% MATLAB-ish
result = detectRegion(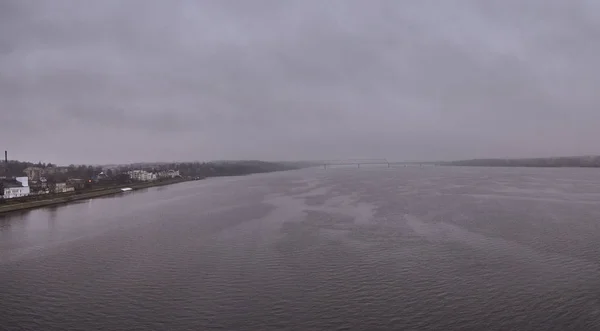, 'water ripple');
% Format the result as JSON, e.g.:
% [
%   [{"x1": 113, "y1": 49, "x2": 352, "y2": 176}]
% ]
[{"x1": 2, "y1": 168, "x2": 600, "y2": 330}]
